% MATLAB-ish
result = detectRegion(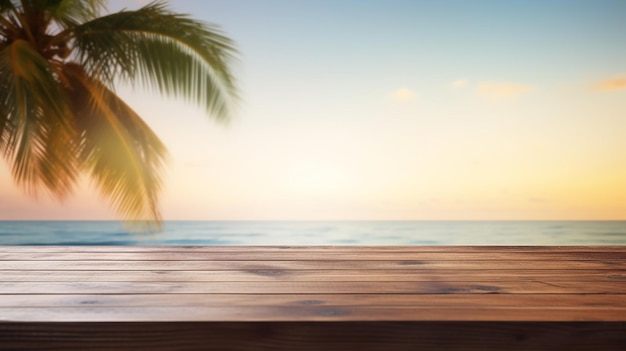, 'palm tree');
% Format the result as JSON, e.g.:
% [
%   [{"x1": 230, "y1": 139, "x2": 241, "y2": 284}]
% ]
[{"x1": 0, "y1": 0, "x2": 238, "y2": 228}]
